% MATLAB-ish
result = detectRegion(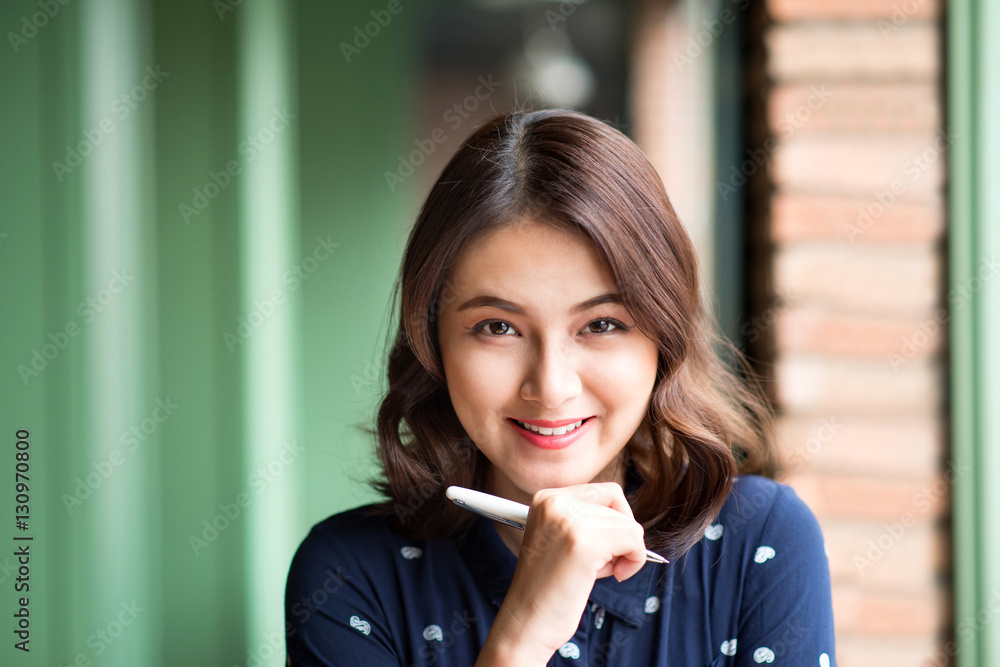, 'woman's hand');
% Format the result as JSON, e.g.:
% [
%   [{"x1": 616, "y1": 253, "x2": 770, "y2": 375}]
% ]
[{"x1": 475, "y1": 482, "x2": 648, "y2": 666}]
